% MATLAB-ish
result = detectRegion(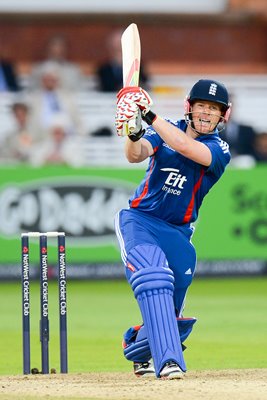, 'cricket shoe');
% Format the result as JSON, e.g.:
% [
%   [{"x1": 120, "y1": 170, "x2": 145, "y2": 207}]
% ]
[
  {"x1": 159, "y1": 361, "x2": 184, "y2": 380},
  {"x1": 133, "y1": 359, "x2": 155, "y2": 378}
]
